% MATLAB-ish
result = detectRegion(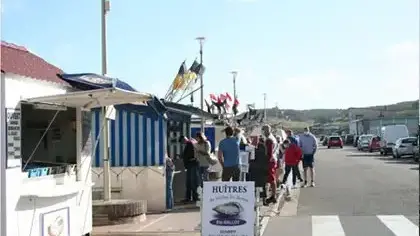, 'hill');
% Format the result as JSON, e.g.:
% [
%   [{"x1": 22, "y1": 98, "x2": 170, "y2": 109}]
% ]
[{"x1": 240, "y1": 100, "x2": 419, "y2": 132}]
